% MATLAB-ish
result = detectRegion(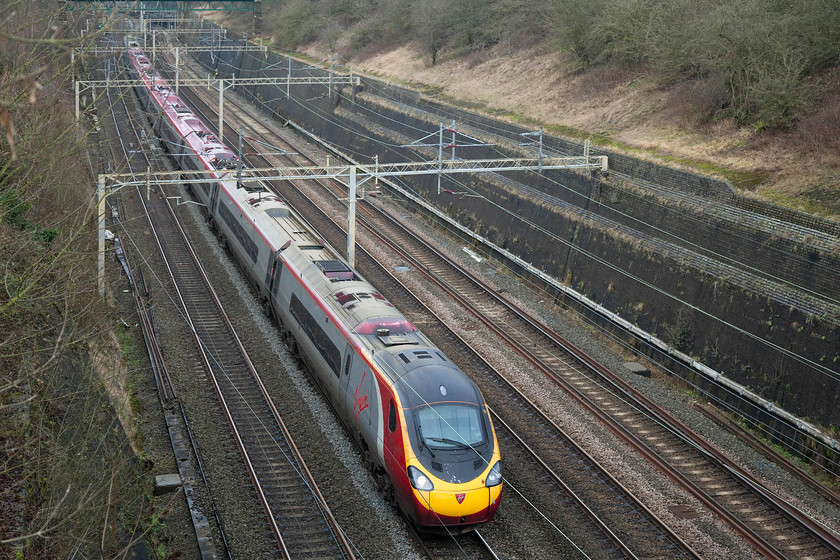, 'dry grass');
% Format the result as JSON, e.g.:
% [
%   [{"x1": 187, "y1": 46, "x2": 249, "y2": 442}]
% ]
[
  {"x1": 294, "y1": 39, "x2": 840, "y2": 220},
  {"x1": 206, "y1": 8, "x2": 840, "y2": 221}
]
